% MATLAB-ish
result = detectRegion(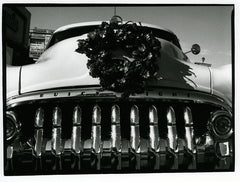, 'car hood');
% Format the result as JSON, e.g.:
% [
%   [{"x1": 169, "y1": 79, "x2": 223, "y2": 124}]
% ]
[{"x1": 20, "y1": 36, "x2": 211, "y2": 94}]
